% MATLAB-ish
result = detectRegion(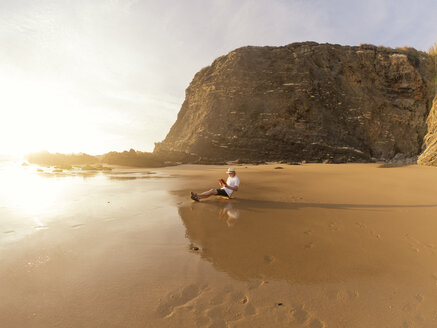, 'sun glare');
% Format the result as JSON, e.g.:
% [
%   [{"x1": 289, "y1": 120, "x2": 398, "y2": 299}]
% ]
[
  {"x1": 0, "y1": 163, "x2": 66, "y2": 217},
  {"x1": 0, "y1": 73, "x2": 108, "y2": 156}
]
